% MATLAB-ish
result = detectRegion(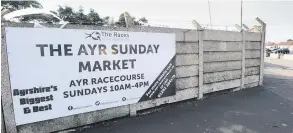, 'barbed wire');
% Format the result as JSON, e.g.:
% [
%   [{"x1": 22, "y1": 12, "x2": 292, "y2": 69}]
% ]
[
  {"x1": 4, "y1": 17, "x2": 241, "y2": 31},
  {"x1": 144, "y1": 21, "x2": 240, "y2": 31}
]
